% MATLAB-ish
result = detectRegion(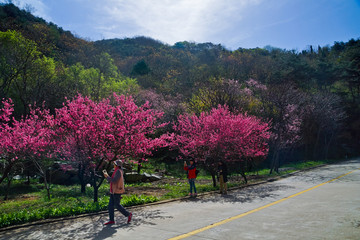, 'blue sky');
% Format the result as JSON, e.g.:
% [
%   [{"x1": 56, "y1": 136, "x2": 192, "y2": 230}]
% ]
[{"x1": 3, "y1": 0, "x2": 360, "y2": 50}]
